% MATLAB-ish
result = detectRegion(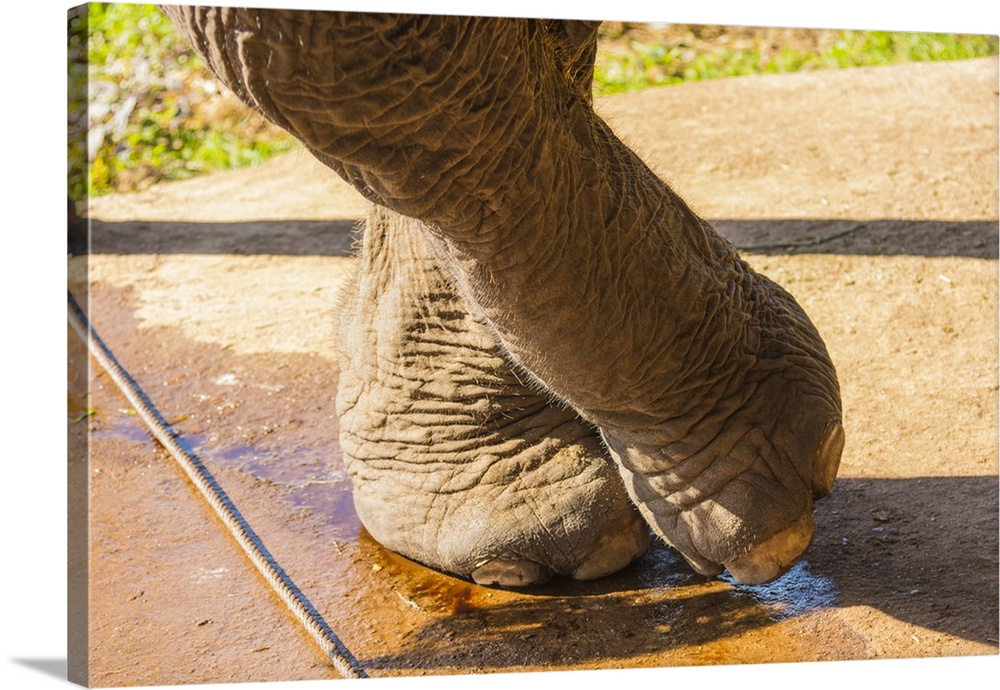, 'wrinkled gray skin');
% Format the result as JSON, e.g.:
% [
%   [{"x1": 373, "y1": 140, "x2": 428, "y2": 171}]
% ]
[
  {"x1": 165, "y1": 7, "x2": 845, "y2": 587},
  {"x1": 336, "y1": 205, "x2": 650, "y2": 585}
]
